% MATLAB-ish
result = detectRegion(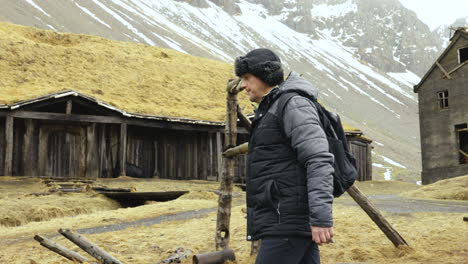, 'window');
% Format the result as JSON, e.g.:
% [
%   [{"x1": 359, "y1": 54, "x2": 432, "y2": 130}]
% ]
[
  {"x1": 455, "y1": 124, "x2": 468, "y2": 165},
  {"x1": 437, "y1": 90, "x2": 449, "y2": 109},
  {"x1": 459, "y1": 47, "x2": 468, "y2": 64}
]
